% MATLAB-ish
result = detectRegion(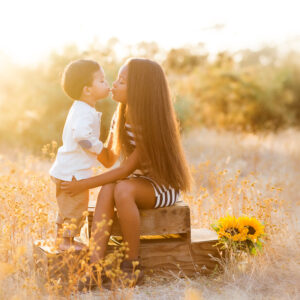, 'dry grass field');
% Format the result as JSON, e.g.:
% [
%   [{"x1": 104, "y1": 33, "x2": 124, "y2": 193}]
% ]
[{"x1": 0, "y1": 129, "x2": 299, "y2": 299}]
